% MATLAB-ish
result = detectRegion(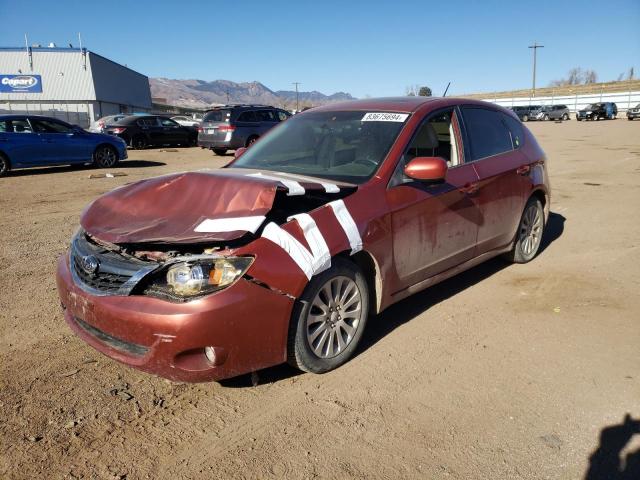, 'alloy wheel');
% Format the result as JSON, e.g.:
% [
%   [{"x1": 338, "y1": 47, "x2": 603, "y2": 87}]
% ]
[
  {"x1": 306, "y1": 276, "x2": 362, "y2": 359},
  {"x1": 96, "y1": 147, "x2": 117, "y2": 167},
  {"x1": 519, "y1": 203, "x2": 543, "y2": 257}
]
